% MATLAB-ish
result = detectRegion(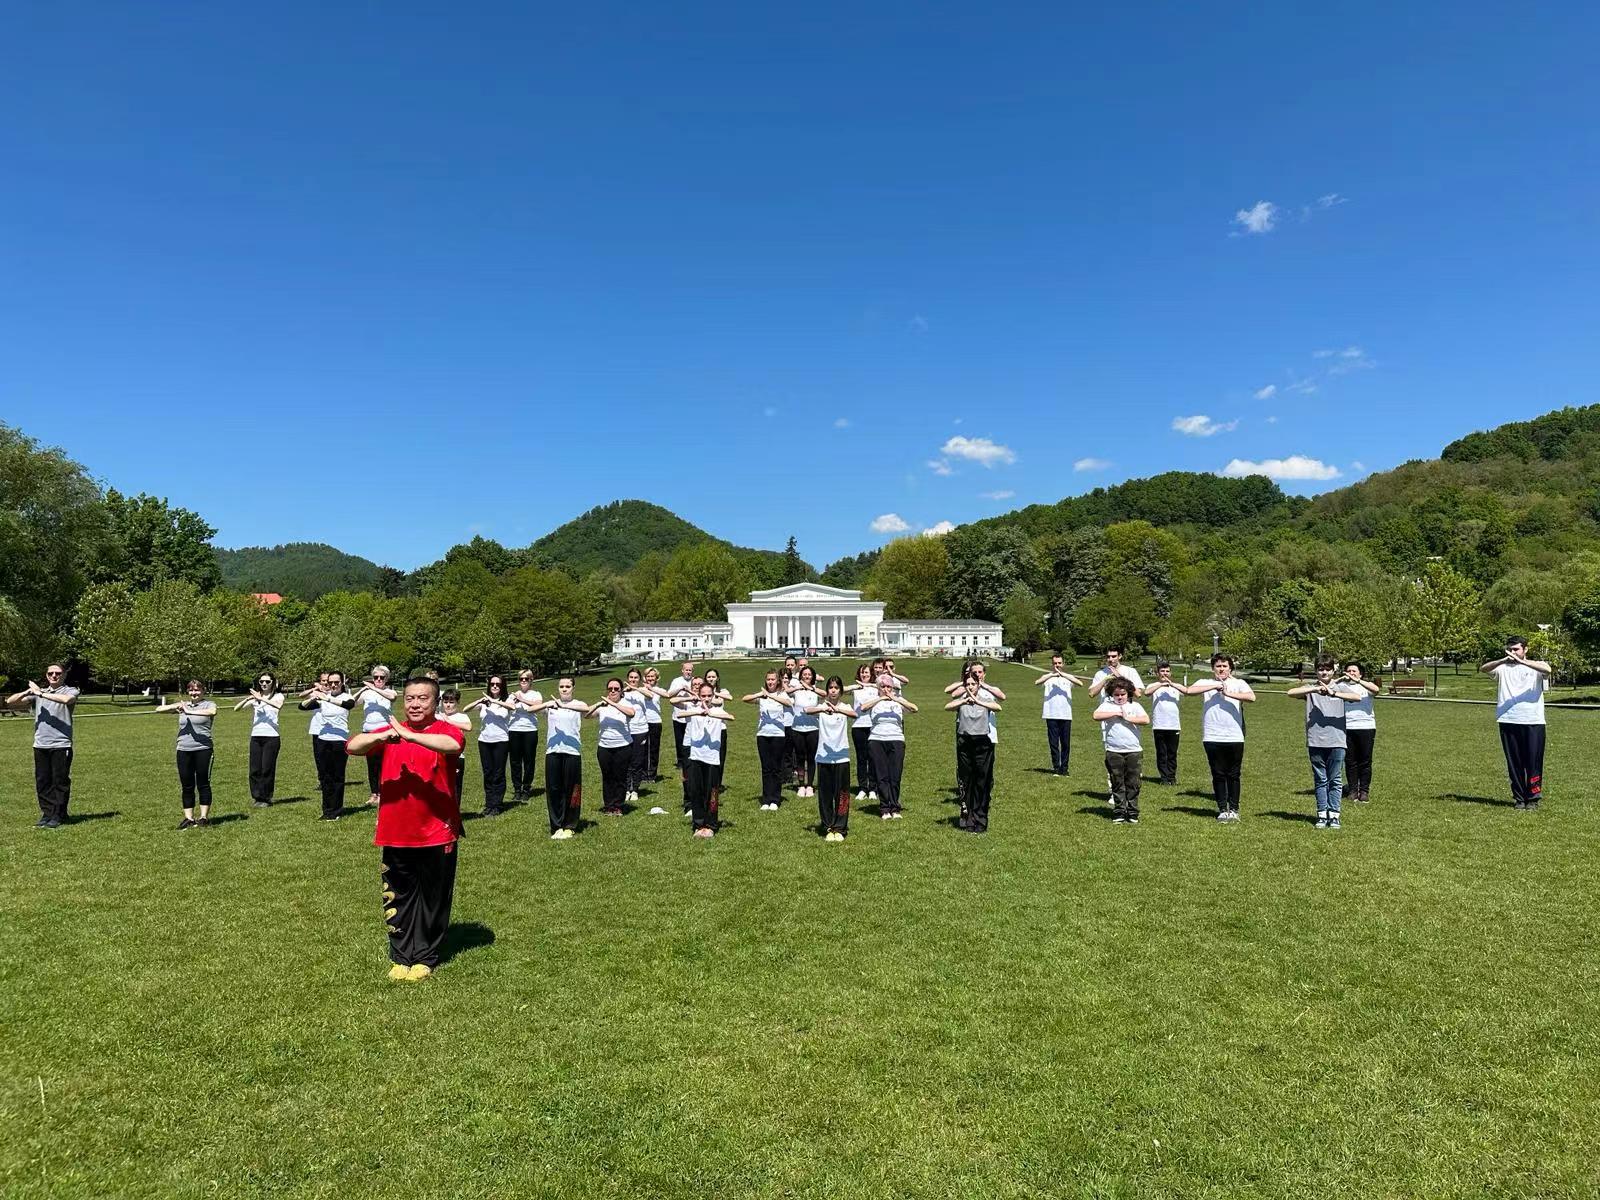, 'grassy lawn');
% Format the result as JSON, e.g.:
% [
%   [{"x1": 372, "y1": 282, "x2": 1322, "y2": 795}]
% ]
[{"x1": 2, "y1": 657, "x2": 1597, "y2": 1198}]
